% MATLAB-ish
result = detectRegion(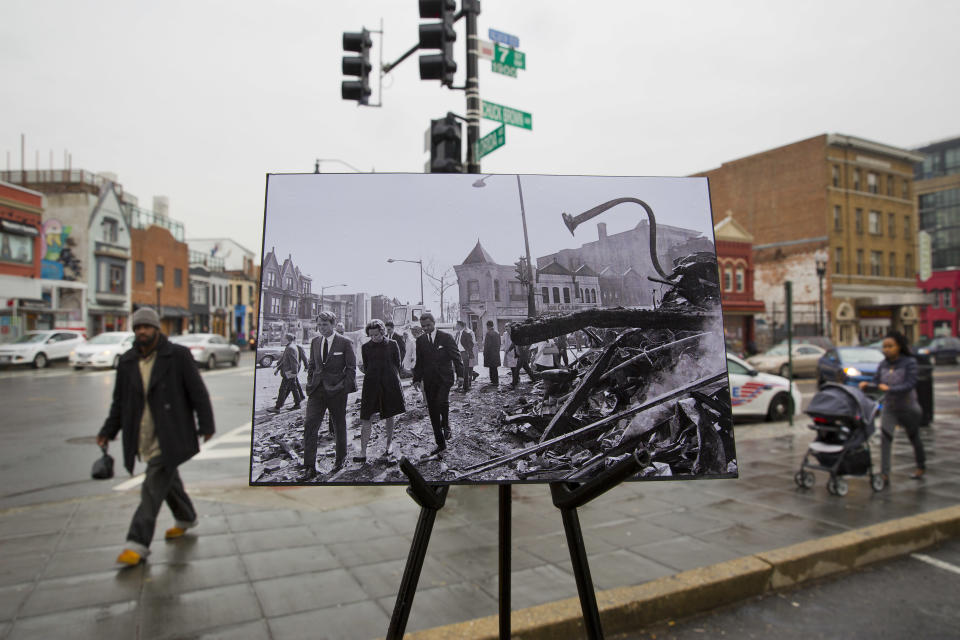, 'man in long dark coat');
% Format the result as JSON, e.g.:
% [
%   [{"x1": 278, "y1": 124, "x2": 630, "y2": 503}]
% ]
[
  {"x1": 97, "y1": 307, "x2": 215, "y2": 566},
  {"x1": 483, "y1": 320, "x2": 502, "y2": 386},
  {"x1": 268, "y1": 333, "x2": 301, "y2": 412},
  {"x1": 413, "y1": 313, "x2": 462, "y2": 454}
]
